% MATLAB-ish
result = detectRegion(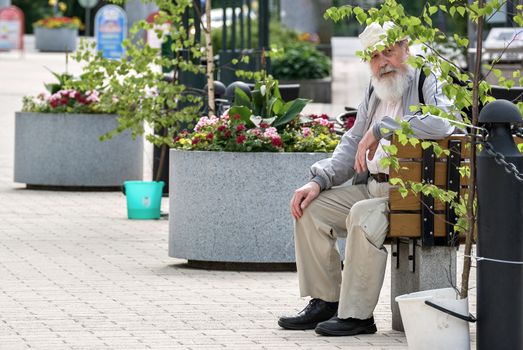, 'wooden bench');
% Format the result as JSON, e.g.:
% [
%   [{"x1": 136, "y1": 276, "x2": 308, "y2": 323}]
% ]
[{"x1": 386, "y1": 134, "x2": 523, "y2": 330}]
